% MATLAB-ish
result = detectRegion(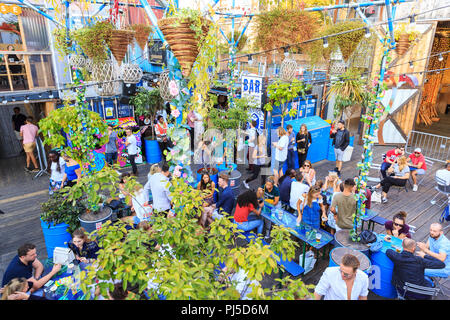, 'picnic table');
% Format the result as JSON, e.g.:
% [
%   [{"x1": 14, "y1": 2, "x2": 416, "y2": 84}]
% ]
[{"x1": 261, "y1": 204, "x2": 334, "y2": 269}]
